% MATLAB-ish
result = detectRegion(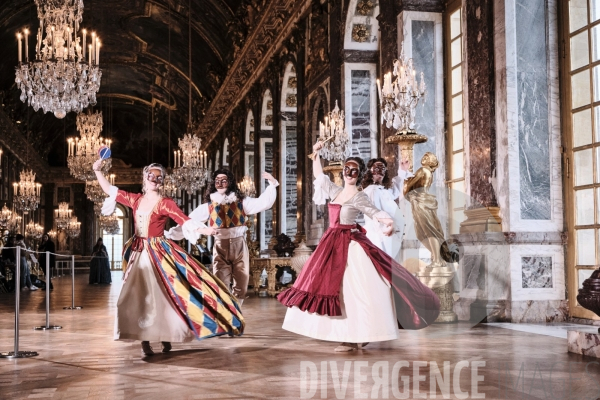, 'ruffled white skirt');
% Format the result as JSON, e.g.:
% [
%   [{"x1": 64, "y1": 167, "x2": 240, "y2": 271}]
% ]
[
  {"x1": 114, "y1": 249, "x2": 195, "y2": 342},
  {"x1": 282, "y1": 241, "x2": 399, "y2": 343}
]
